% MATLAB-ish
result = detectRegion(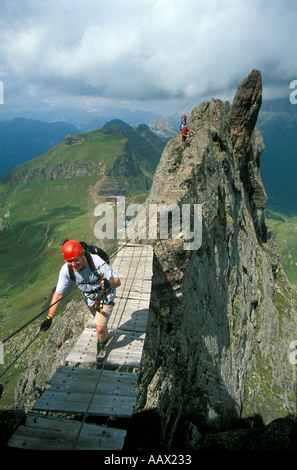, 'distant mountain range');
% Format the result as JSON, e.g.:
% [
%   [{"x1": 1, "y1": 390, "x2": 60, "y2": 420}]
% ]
[
  {"x1": 2, "y1": 119, "x2": 165, "y2": 193},
  {"x1": 0, "y1": 104, "x2": 160, "y2": 132},
  {"x1": 0, "y1": 118, "x2": 79, "y2": 180},
  {"x1": 1, "y1": 94, "x2": 296, "y2": 412},
  {"x1": 0, "y1": 97, "x2": 296, "y2": 211},
  {"x1": 0, "y1": 116, "x2": 176, "y2": 181},
  {"x1": 257, "y1": 99, "x2": 297, "y2": 212}
]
